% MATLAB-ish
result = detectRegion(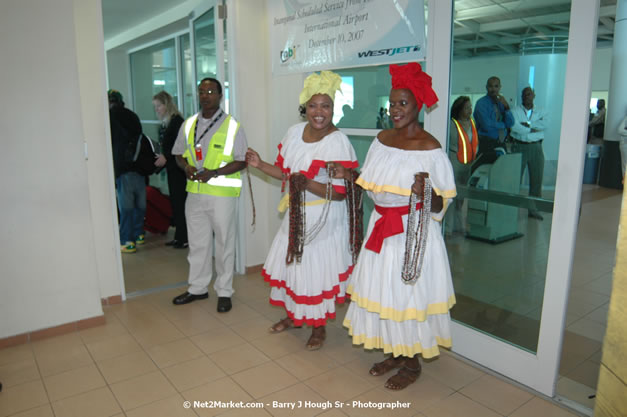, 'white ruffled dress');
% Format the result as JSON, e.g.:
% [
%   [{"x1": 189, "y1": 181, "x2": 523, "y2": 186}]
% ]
[
  {"x1": 262, "y1": 122, "x2": 358, "y2": 327},
  {"x1": 343, "y1": 138, "x2": 457, "y2": 358}
]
